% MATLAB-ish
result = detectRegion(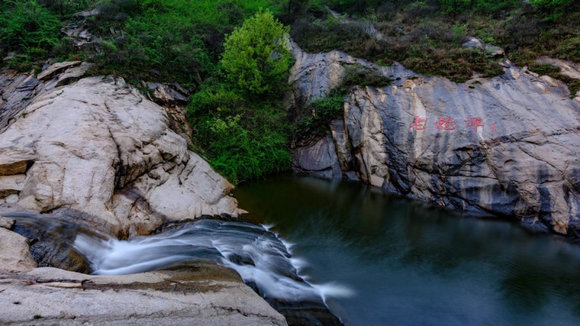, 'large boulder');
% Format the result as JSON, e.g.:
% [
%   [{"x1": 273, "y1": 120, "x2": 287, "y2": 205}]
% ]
[
  {"x1": 291, "y1": 44, "x2": 580, "y2": 239},
  {"x1": 0, "y1": 68, "x2": 241, "y2": 237}
]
